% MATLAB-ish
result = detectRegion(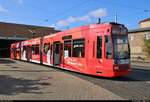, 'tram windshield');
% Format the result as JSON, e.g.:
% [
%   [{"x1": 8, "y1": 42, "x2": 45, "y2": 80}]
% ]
[{"x1": 113, "y1": 35, "x2": 130, "y2": 64}]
